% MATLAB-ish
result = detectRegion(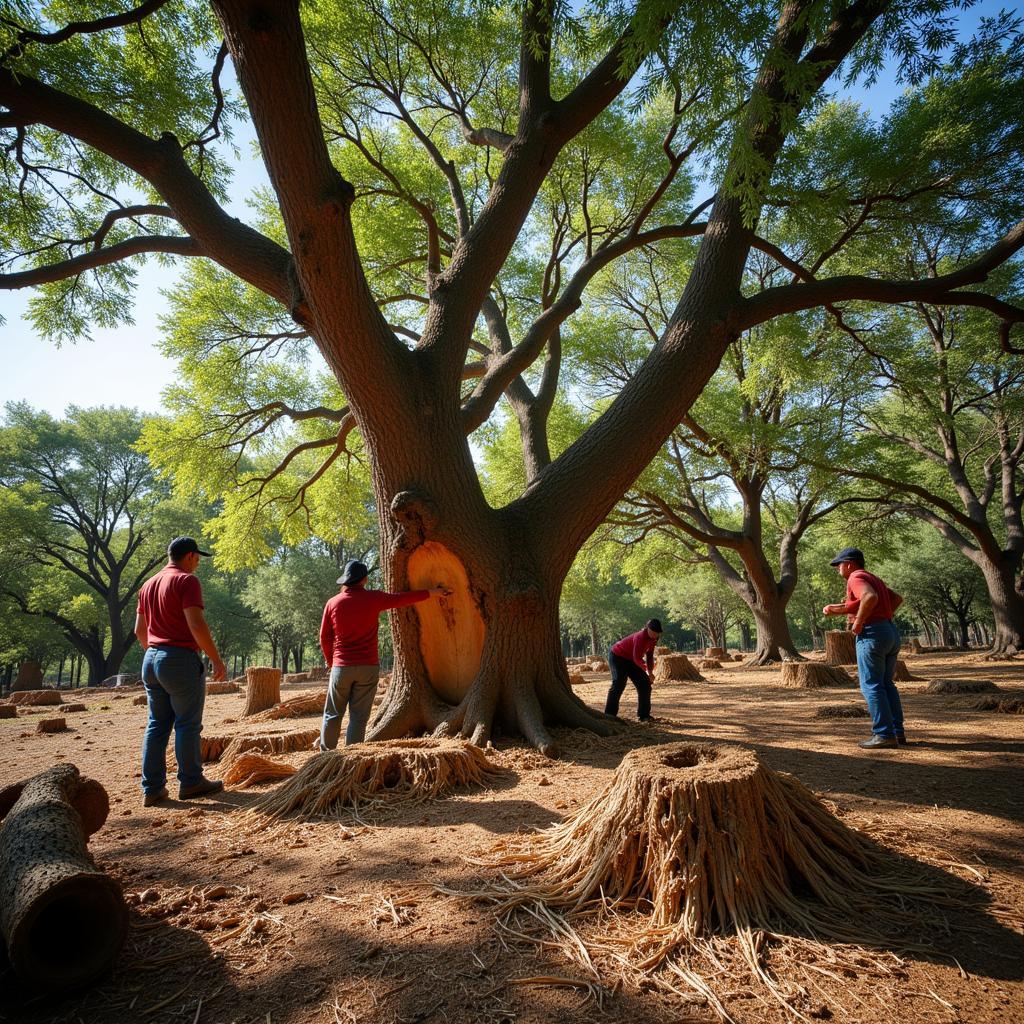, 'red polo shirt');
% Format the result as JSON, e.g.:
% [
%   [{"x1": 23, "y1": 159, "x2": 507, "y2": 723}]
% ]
[
  {"x1": 843, "y1": 569, "x2": 901, "y2": 626},
  {"x1": 137, "y1": 565, "x2": 204, "y2": 650},
  {"x1": 320, "y1": 587, "x2": 430, "y2": 666}
]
